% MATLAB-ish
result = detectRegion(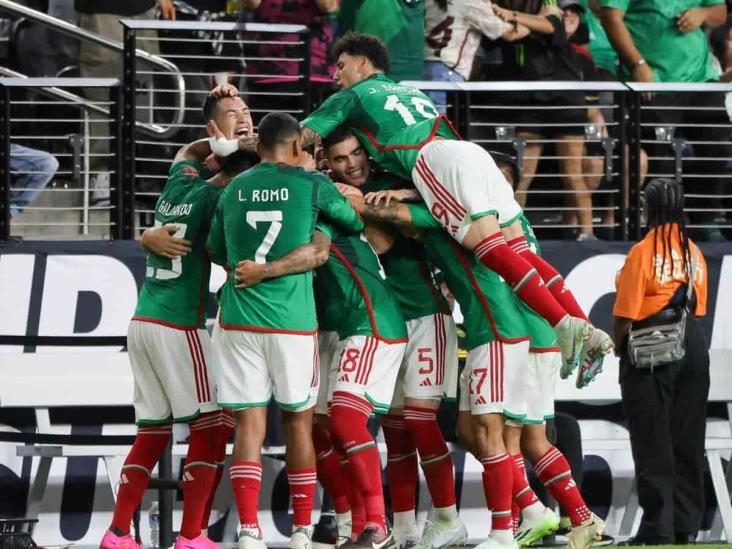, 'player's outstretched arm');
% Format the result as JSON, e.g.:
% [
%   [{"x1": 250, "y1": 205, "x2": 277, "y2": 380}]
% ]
[
  {"x1": 234, "y1": 230, "x2": 331, "y2": 288},
  {"x1": 174, "y1": 138, "x2": 213, "y2": 164},
  {"x1": 364, "y1": 188, "x2": 421, "y2": 206},
  {"x1": 140, "y1": 225, "x2": 192, "y2": 258}
]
